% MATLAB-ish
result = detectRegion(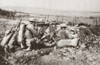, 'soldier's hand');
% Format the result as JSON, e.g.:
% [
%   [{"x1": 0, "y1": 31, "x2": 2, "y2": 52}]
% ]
[{"x1": 36, "y1": 39, "x2": 41, "y2": 44}]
